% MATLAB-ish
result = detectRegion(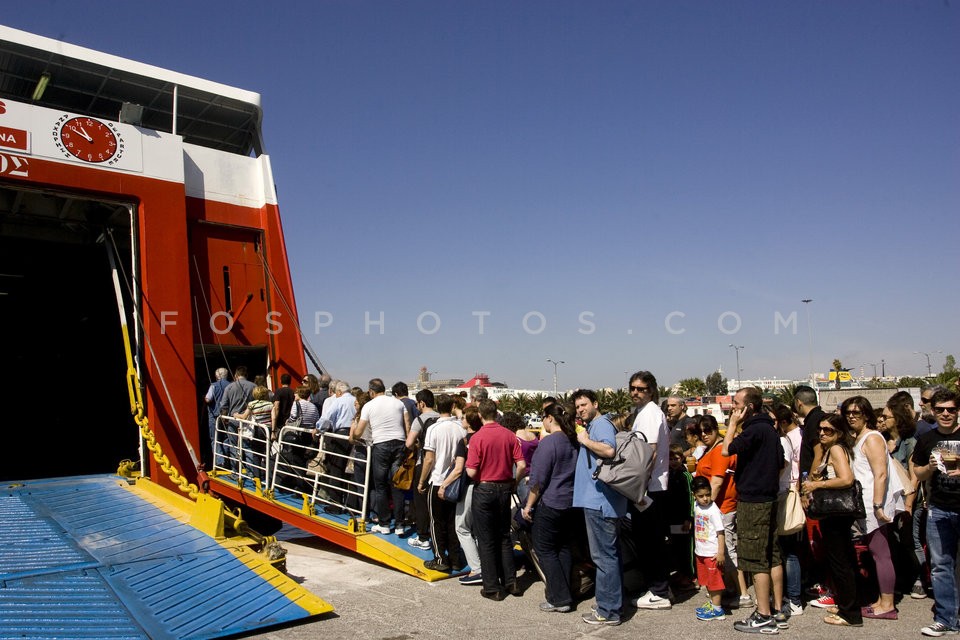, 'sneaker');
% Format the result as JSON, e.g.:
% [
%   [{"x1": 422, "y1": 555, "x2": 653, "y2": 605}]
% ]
[
  {"x1": 406, "y1": 536, "x2": 432, "y2": 550},
  {"x1": 369, "y1": 524, "x2": 391, "y2": 534},
  {"x1": 582, "y1": 611, "x2": 621, "y2": 626},
  {"x1": 773, "y1": 611, "x2": 789, "y2": 629},
  {"x1": 697, "y1": 605, "x2": 727, "y2": 621},
  {"x1": 912, "y1": 582, "x2": 929, "y2": 599},
  {"x1": 696, "y1": 601, "x2": 716, "y2": 616},
  {"x1": 539, "y1": 601, "x2": 572, "y2": 613},
  {"x1": 809, "y1": 594, "x2": 835, "y2": 608},
  {"x1": 633, "y1": 590, "x2": 672, "y2": 610},
  {"x1": 733, "y1": 610, "x2": 780, "y2": 634},
  {"x1": 459, "y1": 572, "x2": 483, "y2": 585},
  {"x1": 783, "y1": 602, "x2": 803, "y2": 617},
  {"x1": 423, "y1": 558, "x2": 451, "y2": 572},
  {"x1": 738, "y1": 594, "x2": 755, "y2": 608},
  {"x1": 922, "y1": 622, "x2": 960, "y2": 637}
]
